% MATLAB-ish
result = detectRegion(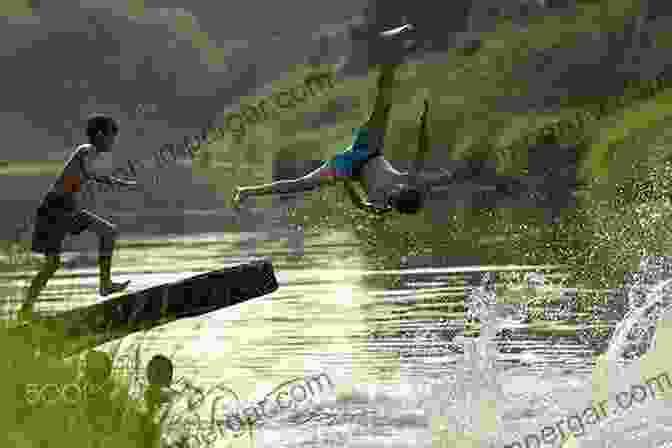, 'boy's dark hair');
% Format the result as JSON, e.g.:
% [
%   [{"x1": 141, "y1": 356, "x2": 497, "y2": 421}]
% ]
[
  {"x1": 388, "y1": 185, "x2": 424, "y2": 214},
  {"x1": 86, "y1": 114, "x2": 119, "y2": 141}
]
